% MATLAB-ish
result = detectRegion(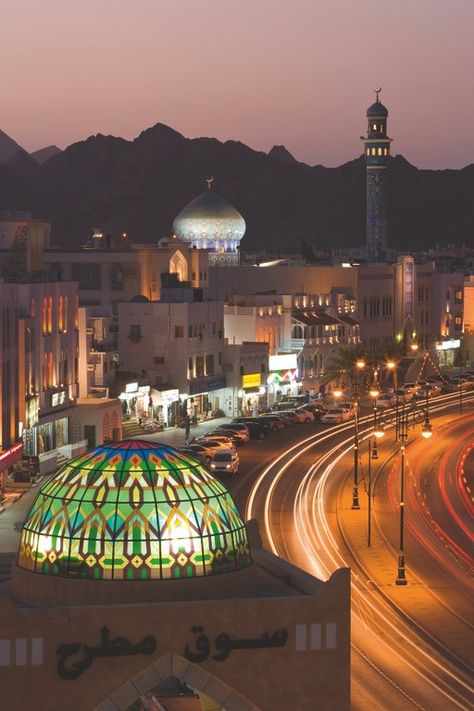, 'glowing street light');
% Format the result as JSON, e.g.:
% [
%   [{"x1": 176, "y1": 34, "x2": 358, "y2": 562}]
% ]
[
  {"x1": 356, "y1": 359, "x2": 366, "y2": 370},
  {"x1": 333, "y1": 387, "x2": 343, "y2": 399},
  {"x1": 369, "y1": 387, "x2": 380, "y2": 399},
  {"x1": 374, "y1": 424, "x2": 385, "y2": 439}
]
